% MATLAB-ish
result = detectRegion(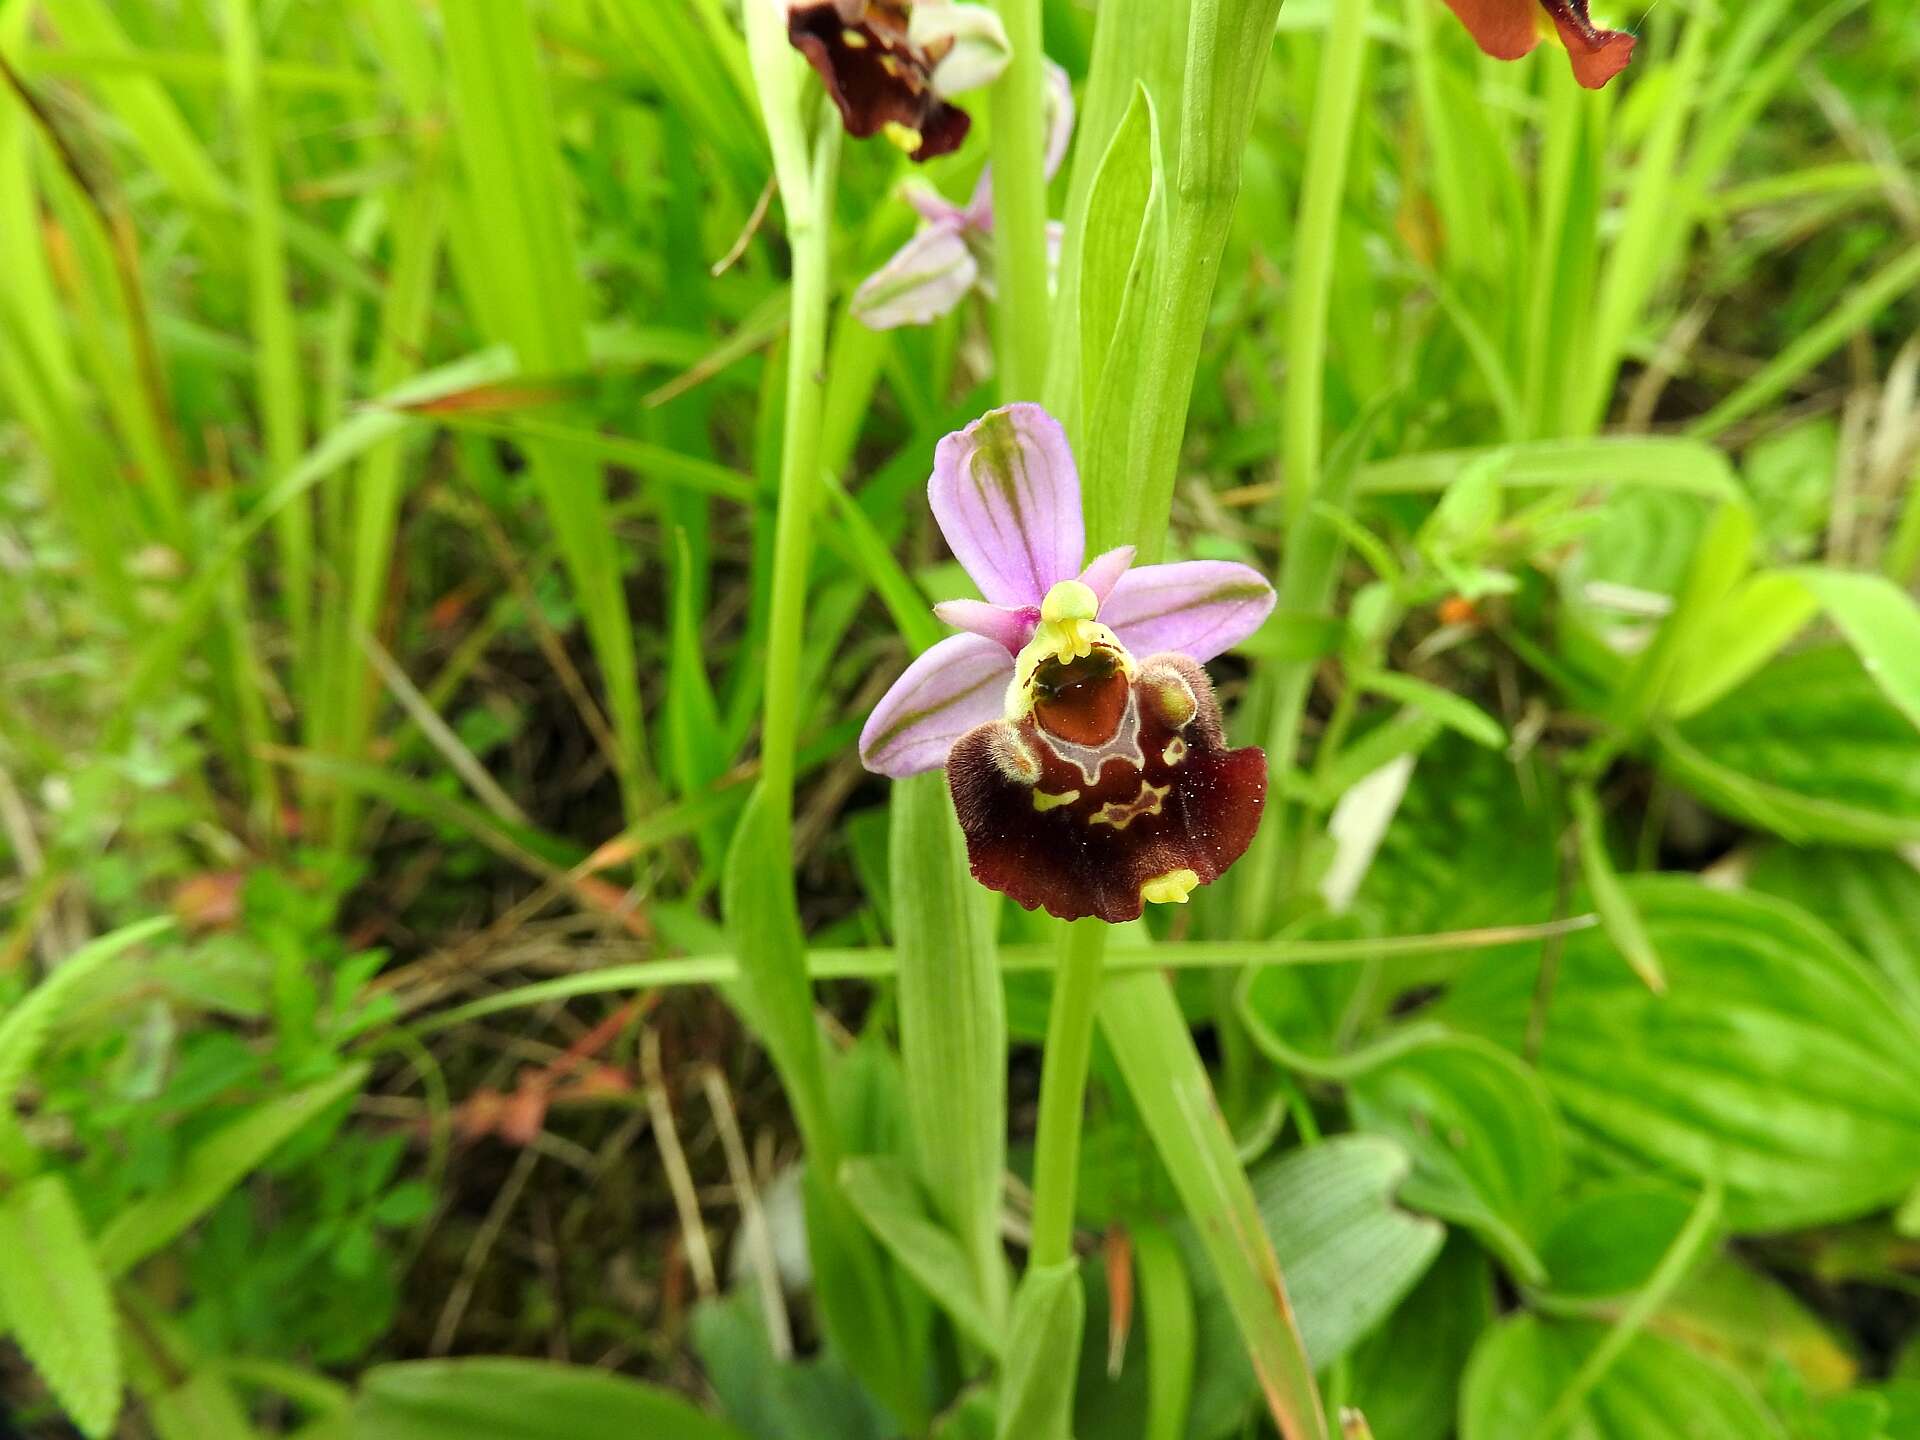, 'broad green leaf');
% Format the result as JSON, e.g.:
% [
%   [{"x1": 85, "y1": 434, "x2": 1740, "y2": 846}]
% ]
[
  {"x1": 1534, "y1": 1180, "x2": 1695, "y2": 1307},
  {"x1": 1444, "y1": 879, "x2": 1920, "y2": 1230},
  {"x1": 0, "y1": 1174, "x2": 120, "y2": 1438},
  {"x1": 1660, "y1": 646, "x2": 1920, "y2": 847},
  {"x1": 1746, "y1": 845, "x2": 1920, "y2": 1018},
  {"x1": 1348, "y1": 1037, "x2": 1560, "y2": 1283},
  {"x1": 1656, "y1": 1254, "x2": 1856, "y2": 1398},
  {"x1": 1099, "y1": 970, "x2": 1329, "y2": 1440},
  {"x1": 353, "y1": 1359, "x2": 750, "y2": 1440},
  {"x1": 1666, "y1": 570, "x2": 1818, "y2": 718},
  {"x1": 839, "y1": 1157, "x2": 999, "y2": 1355},
  {"x1": 1348, "y1": 1237, "x2": 1492, "y2": 1440},
  {"x1": 1461, "y1": 1316, "x2": 1785, "y2": 1440},
  {"x1": 890, "y1": 771, "x2": 1008, "y2": 1326},
  {"x1": 1791, "y1": 567, "x2": 1920, "y2": 732},
  {"x1": 994, "y1": 1261, "x2": 1083, "y2": 1440},
  {"x1": 1613, "y1": 502, "x2": 1755, "y2": 735},
  {"x1": 1168, "y1": 1136, "x2": 1445, "y2": 1439},
  {"x1": 96, "y1": 1062, "x2": 368, "y2": 1277},
  {"x1": 1248, "y1": 1136, "x2": 1445, "y2": 1367}
]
